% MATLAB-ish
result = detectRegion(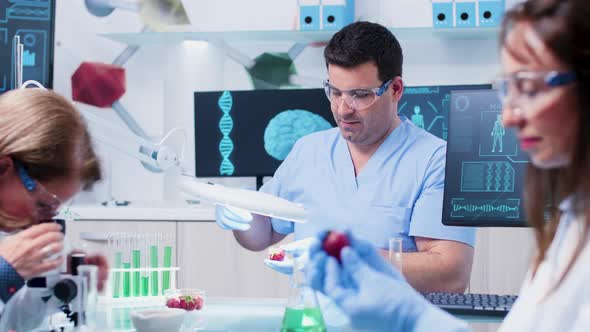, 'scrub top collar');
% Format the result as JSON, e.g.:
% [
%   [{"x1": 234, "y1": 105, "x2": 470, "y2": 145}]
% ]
[{"x1": 336, "y1": 115, "x2": 410, "y2": 192}]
